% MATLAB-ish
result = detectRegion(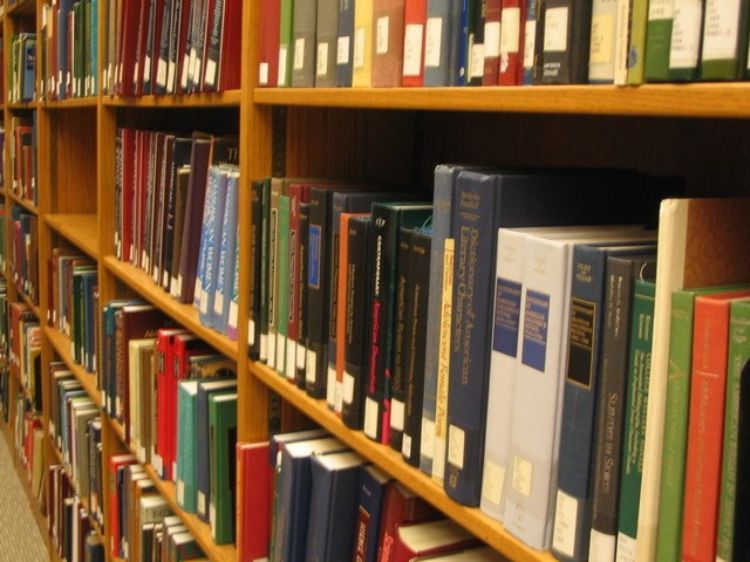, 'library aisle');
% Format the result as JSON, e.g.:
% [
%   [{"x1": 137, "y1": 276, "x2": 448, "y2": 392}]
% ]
[{"x1": 0, "y1": 436, "x2": 46, "y2": 562}]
